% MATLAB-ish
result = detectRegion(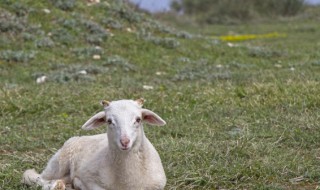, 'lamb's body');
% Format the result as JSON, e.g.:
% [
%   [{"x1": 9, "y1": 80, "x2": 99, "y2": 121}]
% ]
[
  {"x1": 22, "y1": 99, "x2": 166, "y2": 190},
  {"x1": 42, "y1": 134, "x2": 165, "y2": 190}
]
